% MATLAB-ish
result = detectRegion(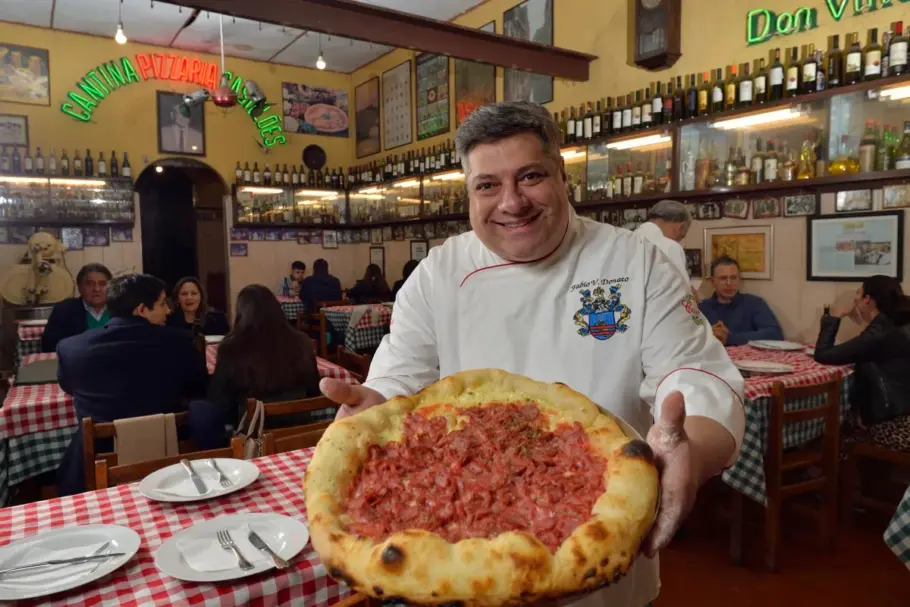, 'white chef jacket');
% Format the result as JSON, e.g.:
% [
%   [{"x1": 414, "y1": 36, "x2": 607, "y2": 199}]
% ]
[
  {"x1": 635, "y1": 221, "x2": 690, "y2": 285},
  {"x1": 366, "y1": 211, "x2": 745, "y2": 607}
]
